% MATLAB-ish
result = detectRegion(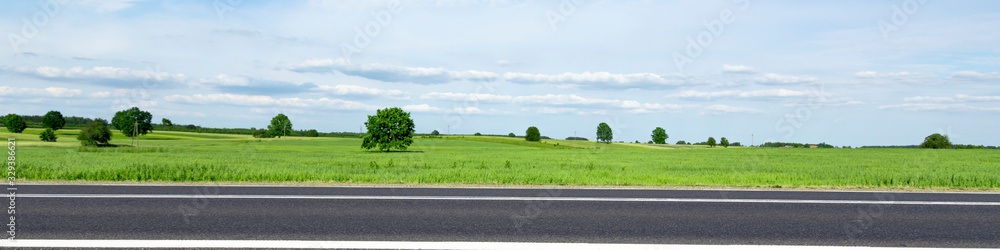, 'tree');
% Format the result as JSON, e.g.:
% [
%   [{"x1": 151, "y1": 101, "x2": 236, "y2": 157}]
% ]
[
  {"x1": 431, "y1": 130, "x2": 440, "y2": 136},
  {"x1": 920, "y1": 133, "x2": 952, "y2": 149},
  {"x1": 304, "y1": 129, "x2": 319, "y2": 137},
  {"x1": 651, "y1": 127, "x2": 668, "y2": 144},
  {"x1": 42, "y1": 110, "x2": 66, "y2": 131},
  {"x1": 596, "y1": 122, "x2": 613, "y2": 144},
  {"x1": 1, "y1": 114, "x2": 27, "y2": 133},
  {"x1": 720, "y1": 137, "x2": 730, "y2": 148},
  {"x1": 707, "y1": 137, "x2": 717, "y2": 148},
  {"x1": 162, "y1": 118, "x2": 173, "y2": 127},
  {"x1": 525, "y1": 126, "x2": 540, "y2": 142},
  {"x1": 676, "y1": 140, "x2": 686, "y2": 145},
  {"x1": 267, "y1": 114, "x2": 292, "y2": 138},
  {"x1": 362, "y1": 107, "x2": 415, "y2": 152},
  {"x1": 39, "y1": 128, "x2": 57, "y2": 142},
  {"x1": 474, "y1": 132, "x2": 482, "y2": 136},
  {"x1": 732, "y1": 142, "x2": 742, "y2": 147},
  {"x1": 112, "y1": 107, "x2": 154, "y2": 137},
  {"x1": 77, "y1": 119, "x2": 112, "y2": 146},
  {"x1": 508, "y1": 132, "x2": 515, "y2": 137}
]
